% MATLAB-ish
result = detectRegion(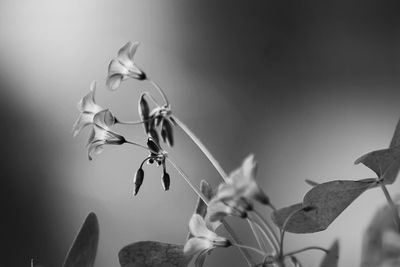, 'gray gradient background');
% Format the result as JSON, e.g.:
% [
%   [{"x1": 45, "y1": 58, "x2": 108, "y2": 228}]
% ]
[{"x1": 1, "y1": 1, "x2": 400, "y2": 266}]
